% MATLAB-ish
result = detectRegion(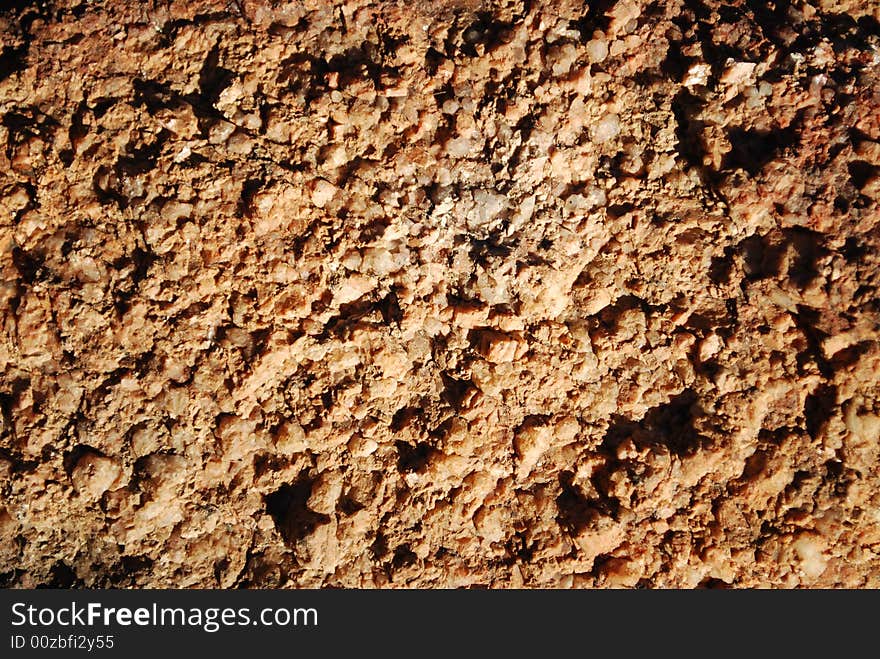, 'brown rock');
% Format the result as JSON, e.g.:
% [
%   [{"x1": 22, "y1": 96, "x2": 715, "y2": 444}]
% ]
[
  {"x1": 0, "y1": 0, "x2": 877, "y2": 589},
  {"x1": 71, "y1": 453, "x2": 123, "y2": 502}
]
